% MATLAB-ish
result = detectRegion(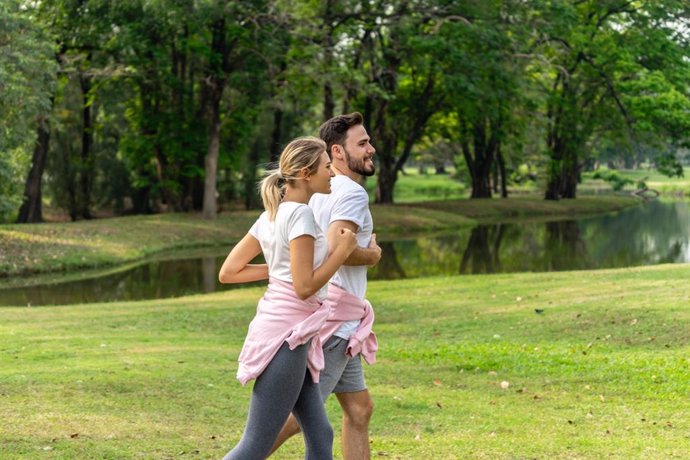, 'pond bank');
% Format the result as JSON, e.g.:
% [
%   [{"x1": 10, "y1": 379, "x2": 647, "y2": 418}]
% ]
[{"x1": 0, "y1": 195, "x2": 640, "y2": 278}]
